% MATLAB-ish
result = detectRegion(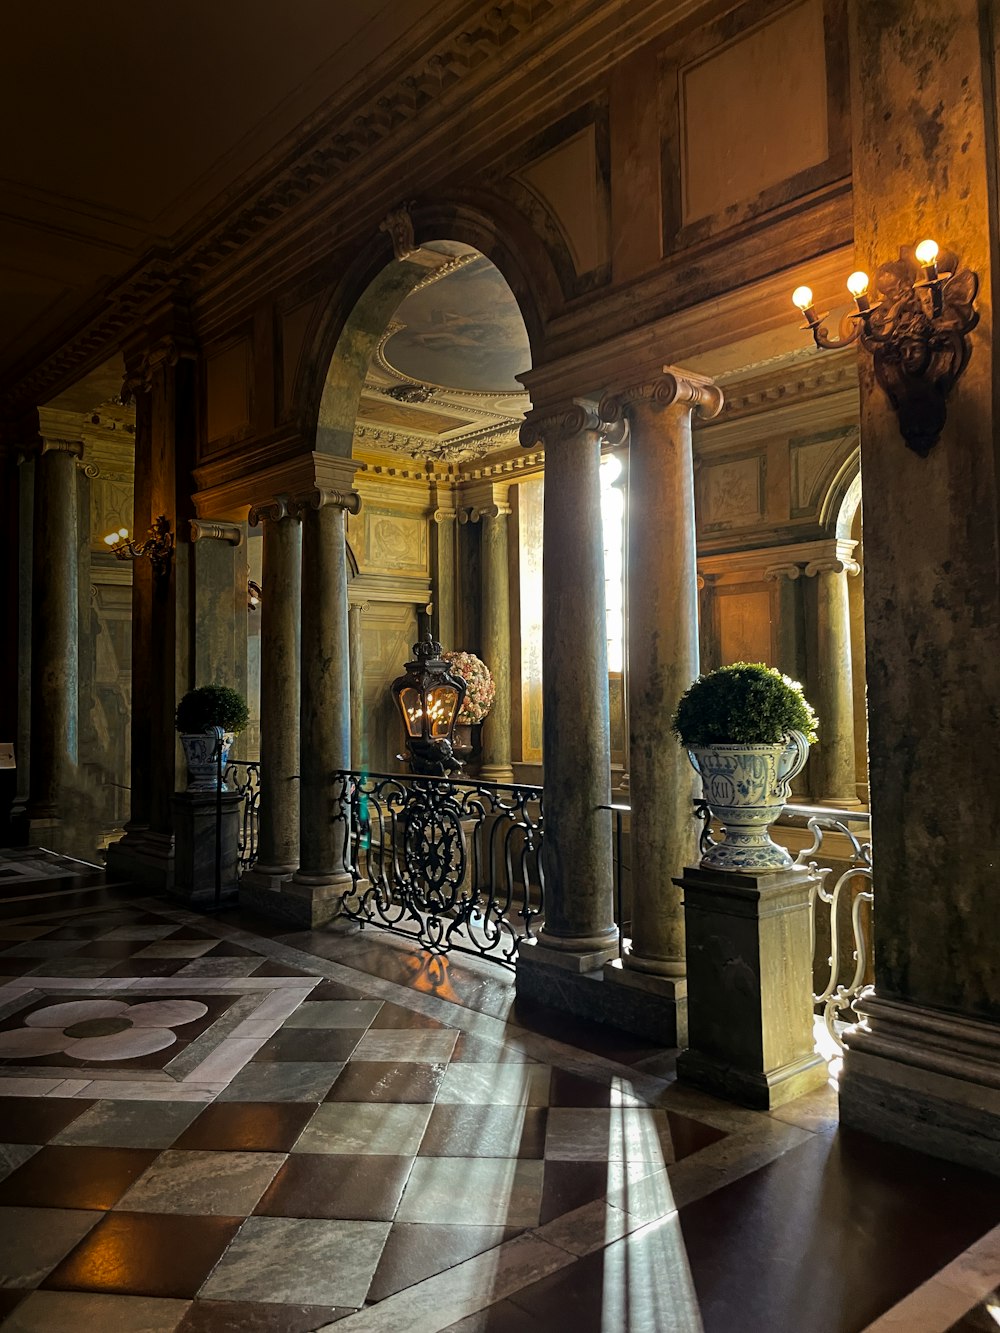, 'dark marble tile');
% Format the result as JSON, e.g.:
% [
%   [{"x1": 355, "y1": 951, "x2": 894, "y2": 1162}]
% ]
[
  {"x1": 501, "y1": 1214, "x2": 690, "y2": 1331},
  {"x1": 442, "y1": 1300, "x2": 549, "y2": 1332},
  {"x1": 450, "y1": 1032, "x2": 533, "y2": 1064},
  {"x1": 678, "y1": 1128, "x2": 1000, "y2": 1333},
  {"x1": 369, "y1": 1222, "x2": 522, "y2": 1302},
  {"x1": 105, "y1": 958, "x2": 188, "y2": 977},
  {"x1": 548, "y1": 1069, "x2": 617, "y2": 1108},
  {"x1": 0, "y1": 1289, "x2": 29, "y2": 1321},
  {"x1": 0, "y1": 1096, "x2": 95, "y2": 1144},
  {"x1": 254, "y1": 1153, "x2": 413, "y2": 1221},
  {"x1": 538, "y1": 1160, "x2": 615, "y2": 1225},
  {"x1": 174, "y1": 1102, "x2": 316, "y2": 1152},
  {"x1": 253, "y1": 962, "x2": 317, "y2": 978},
  {"x1": 326, "y1": 1060, "x2": 446, "y2": 1104},
  {"x1": 666, "y1": 1110, "x2": 728, "y2": 1163},
  {"x1": 509, "y1": 999, "x2": 664, "y2": 1065},
  {"x1": 253, "y1": 1028, "x2": 366, "y2": 1063},
  {"x1": 177, "y1": 1299, "x2": 353, "y2": 1330},
  {"x1": 0, "y1": 1144, "x2": 160, "y2": 1210},
  {"x1": 307, "y1": 980, "x2": 368, "y2": 1002},
  {"x1": 419, "y1": 1104, "x2": 548, "y2": 1159},
  {"x1": 44, "y1": 1210, "x2": 243, "y2": 1298},
  {"x1": 65, "y1": 939, "x2": 147, "y2": 959},
  {"x1": 370, "y1": 1002, "x2": 448, "y2": 1031}
]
